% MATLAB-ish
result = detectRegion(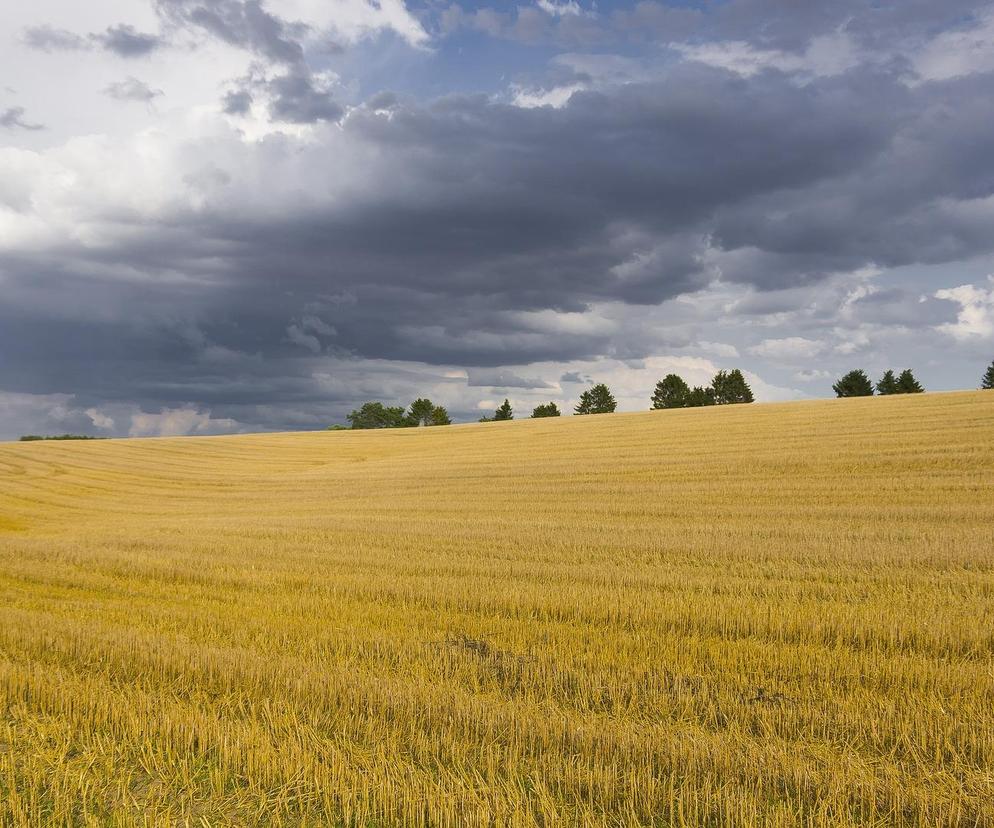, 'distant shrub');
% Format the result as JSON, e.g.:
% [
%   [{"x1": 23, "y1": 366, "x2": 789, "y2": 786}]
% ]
[
  {"x1": 531, "y1": 403, "x2": 561, "y2": 418},
  {"x1": 19, "y1": 434, "x2": 105, "y2": 441}
]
